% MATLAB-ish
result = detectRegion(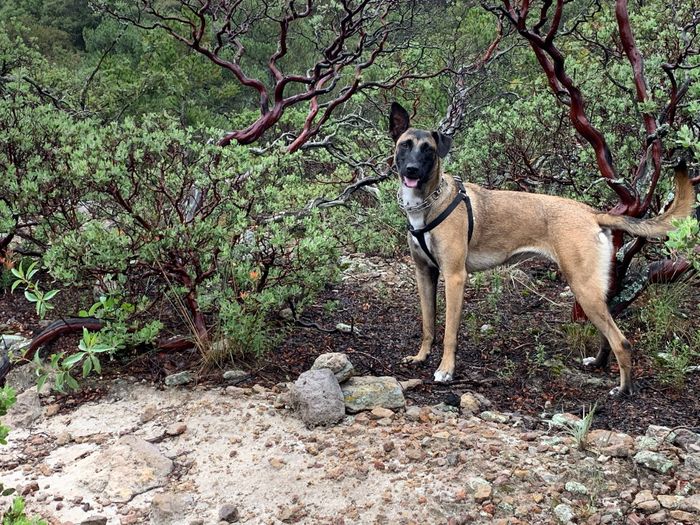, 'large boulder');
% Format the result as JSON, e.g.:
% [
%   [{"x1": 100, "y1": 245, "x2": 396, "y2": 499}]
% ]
[
  {"x1": 310, "y1": 353, "x2": 354, "y2": 383},
  {"x1": 341, "y1": 376, "x2": 405, "y2": 413},
  {"x1": 289, "y1": 369, "x2": 345, "y2": 428}
]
